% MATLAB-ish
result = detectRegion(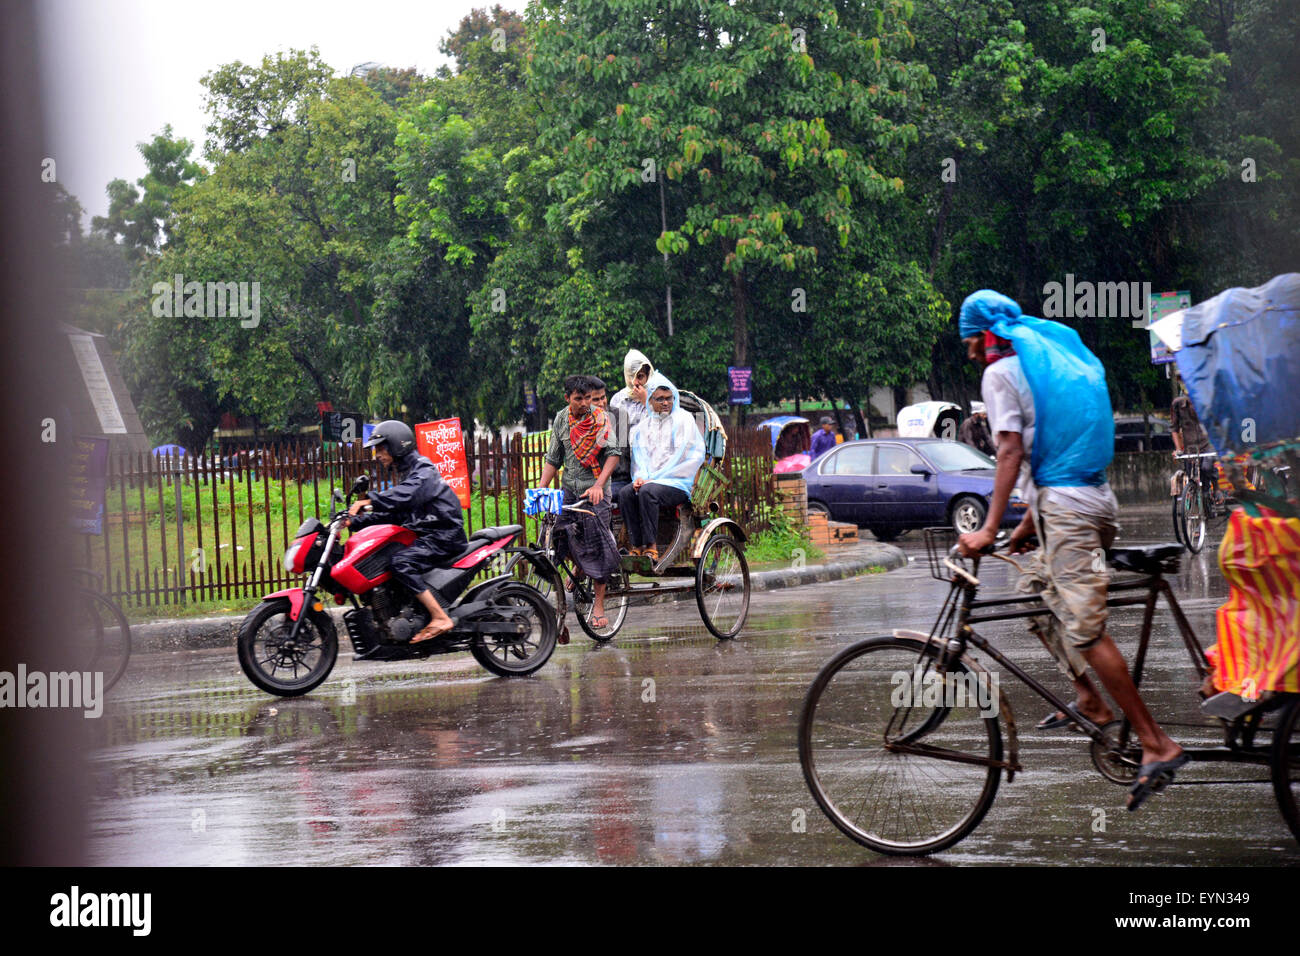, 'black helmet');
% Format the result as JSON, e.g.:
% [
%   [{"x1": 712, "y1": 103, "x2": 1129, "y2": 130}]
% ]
[{"x1": 364, "y1": 420, "x2": 416, "y2": 457}]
